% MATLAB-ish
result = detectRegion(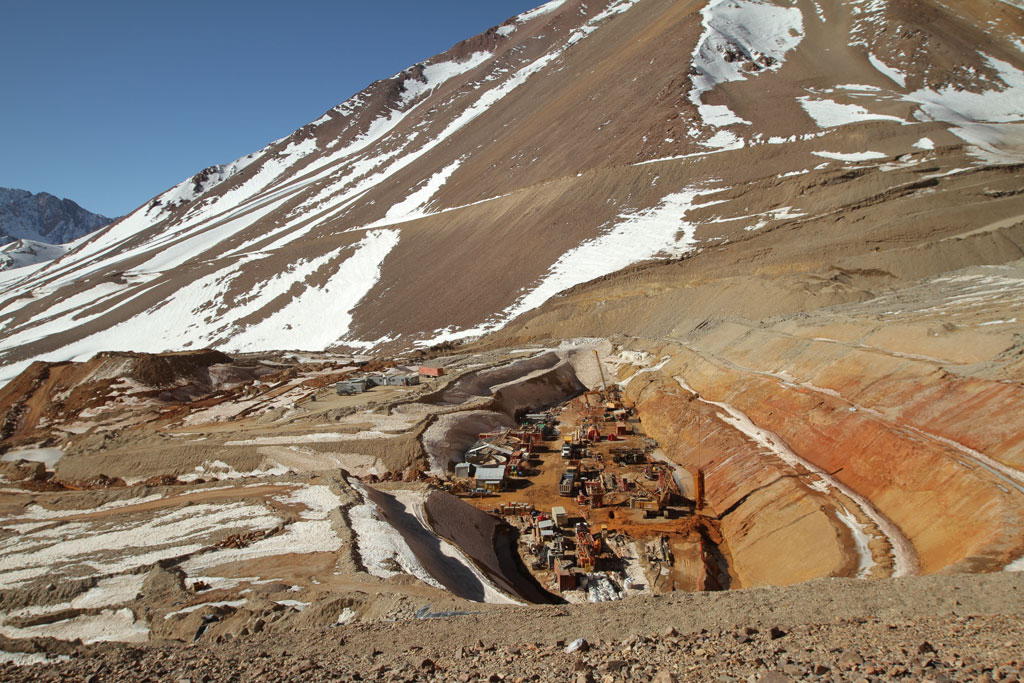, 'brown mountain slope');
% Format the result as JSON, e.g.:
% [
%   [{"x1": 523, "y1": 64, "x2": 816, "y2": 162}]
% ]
[{"x1": 0, "y1": 0, "x2": 1021, "y2": 384}]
